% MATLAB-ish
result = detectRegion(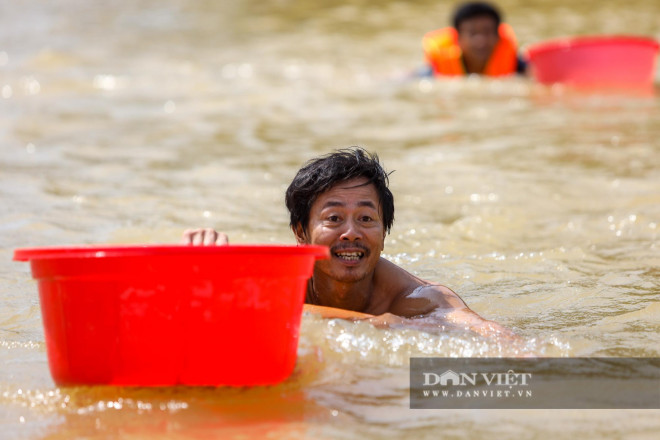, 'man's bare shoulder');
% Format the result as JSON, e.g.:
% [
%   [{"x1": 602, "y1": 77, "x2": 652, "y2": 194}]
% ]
[
  {"x1": 373, "y1": 258, "x2": 466, "y2": 318},
  {"x1": 388, "y1": 283, "x2": 468, "y2": 318},
  {"x1": 356, "y1": 258, "x2": 518, "y2": 340}
]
